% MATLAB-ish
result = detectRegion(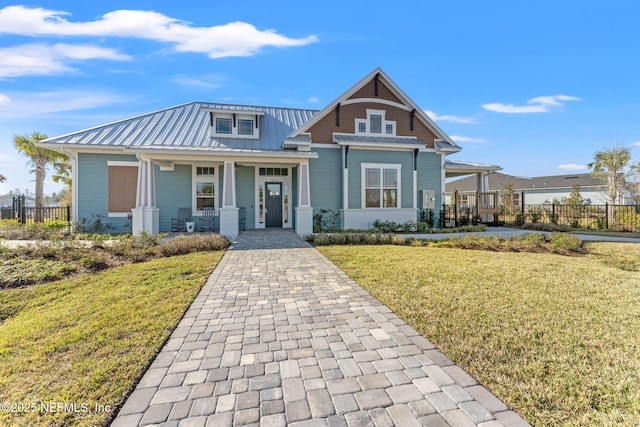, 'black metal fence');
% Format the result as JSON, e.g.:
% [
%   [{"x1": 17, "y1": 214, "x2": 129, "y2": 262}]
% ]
[
  {"x1": 0, "y1": 195, "x2": 71, "y2": 225},
  {"x1": 444, "y1": 191, "x2": 640, "y2": 231}
]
